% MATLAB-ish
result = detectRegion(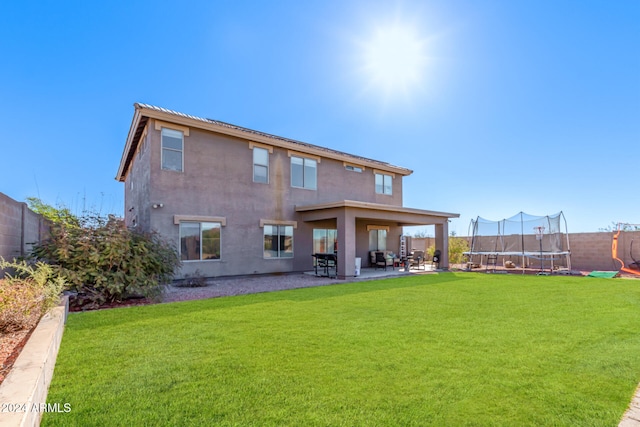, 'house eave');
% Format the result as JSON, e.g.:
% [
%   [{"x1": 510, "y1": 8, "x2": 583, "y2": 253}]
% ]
[
  {"x1": 116, "y1": 103, "x2": 413, "y2": 181},
  {"x1": 116, "y1": 107, "x2": 147, "y2": 182}
]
